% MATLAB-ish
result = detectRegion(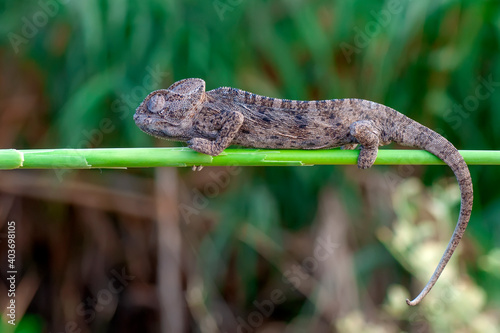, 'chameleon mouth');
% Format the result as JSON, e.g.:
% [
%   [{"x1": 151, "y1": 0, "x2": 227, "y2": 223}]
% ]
[
  {"x1": 160, "y1": 119, "x2": 182, "y2": 126},
  {"x1": 135, "y1": 123, "x2": 179, "y2": 142},
  {"x1": 134, "y1": 114, "x2": 190, "y2": 142},
  {"x1": 133, "y1": 113, "x2": 182, "y2": 127}
]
